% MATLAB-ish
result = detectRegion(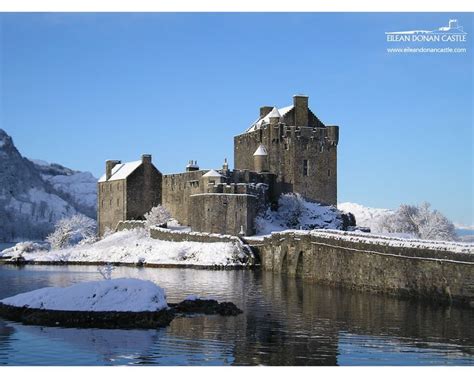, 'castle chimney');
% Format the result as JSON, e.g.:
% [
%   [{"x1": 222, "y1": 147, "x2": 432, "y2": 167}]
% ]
[
  {"x1": 142, "y1": 154, "x2": 152, "y2": 164},
  {"x1": 260, "y1": 106, "x2": 273, "y2": 118},
  {"x1": 293, "y1": 95, "x2": 308, "y2": 126},
  {"x1": 105, "y1": 160, "x2": 121, "y2": 181},
  {"x1": 186, "y1": 160, "x2": 200, "y2": 172}
]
